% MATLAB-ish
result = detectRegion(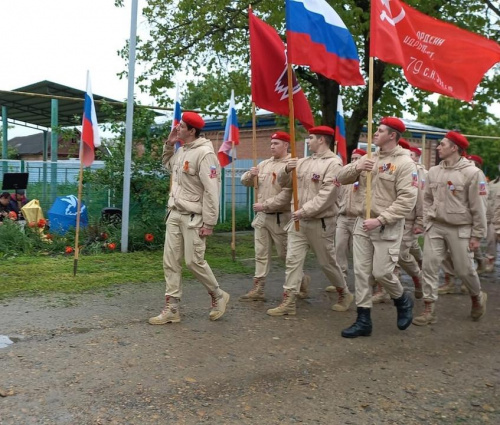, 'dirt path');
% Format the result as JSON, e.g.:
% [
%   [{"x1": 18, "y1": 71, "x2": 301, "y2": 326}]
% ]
[{"x1": 1, "y1": 265, "x2": 499, "y2": 424}]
